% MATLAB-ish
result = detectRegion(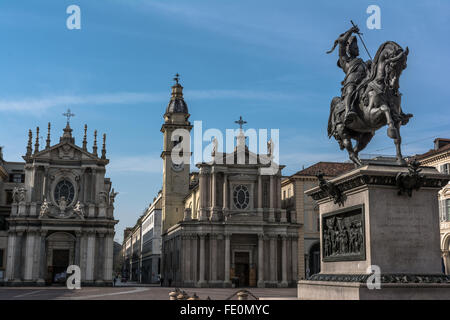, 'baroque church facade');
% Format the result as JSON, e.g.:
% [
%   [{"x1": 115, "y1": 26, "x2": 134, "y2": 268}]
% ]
[
  {"x1": 160, "y1": 79, "x2": 299, "y2": 288},
  {"x1": 4, "y1": 119, "x2": 118, "y2": 286}
]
